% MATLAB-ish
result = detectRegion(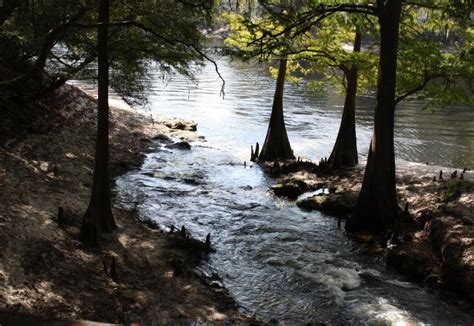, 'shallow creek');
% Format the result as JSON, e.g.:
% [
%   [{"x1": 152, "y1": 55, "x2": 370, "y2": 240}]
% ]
[{"x1": 112, "y1": 58, "x2": 473, "y2": 324}]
